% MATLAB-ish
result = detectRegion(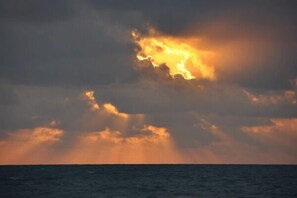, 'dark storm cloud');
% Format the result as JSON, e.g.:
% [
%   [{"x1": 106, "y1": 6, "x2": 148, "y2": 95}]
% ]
[
  {"x1": 0, "y1": 85, "x2": 18, "y2": 105},
  {"x1": 0, "y1": 1, "x2": 139, "y2": 86},
  {"x1": 88, "y1": 0, "x2": 297, "y2": 35},
  {"x1": 0, "y1": 86, "x2": 83, "y2": 131},
  {"x1": 0, "y1": 0, "x2": 73, "y2": 22}
]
